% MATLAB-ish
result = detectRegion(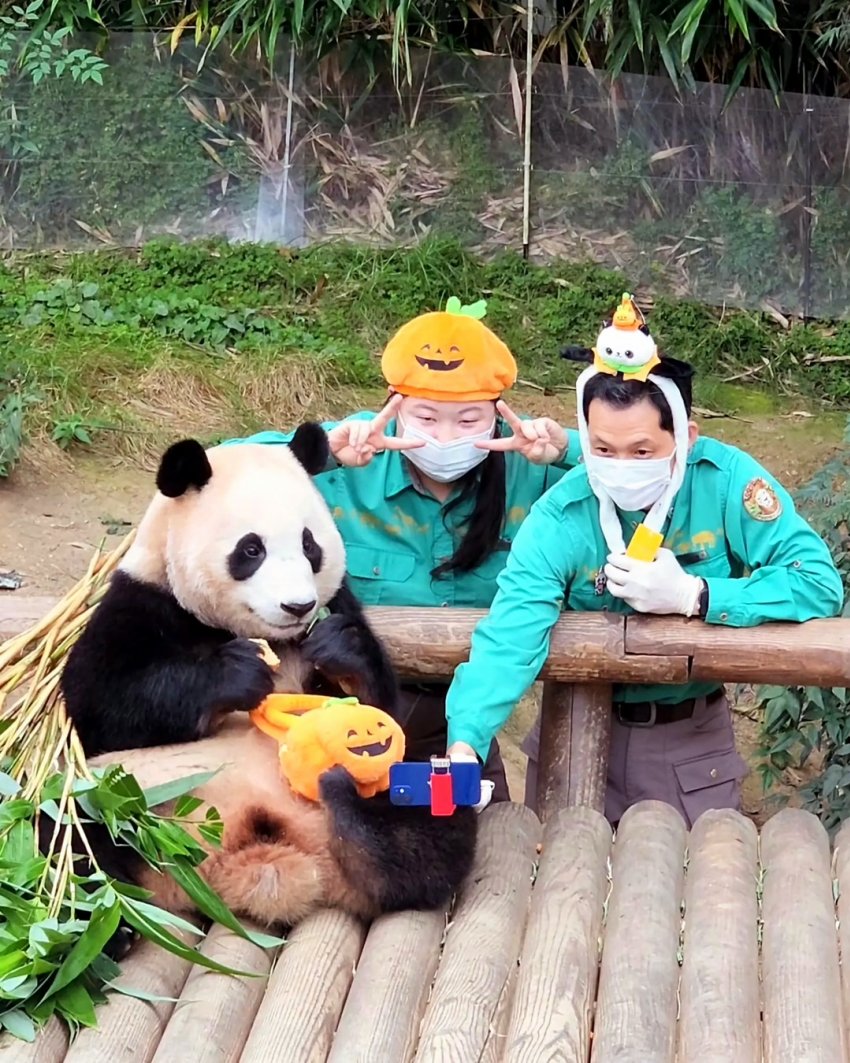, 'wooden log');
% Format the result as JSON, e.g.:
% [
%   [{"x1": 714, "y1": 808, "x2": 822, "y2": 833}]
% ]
[
  {"x1": 678, "y1": 810, "x2": 761, "y2": 1063},
  {"x1": 366, "y1": 607, "x2": 689, "y2": 684},
  {"x1": 5, "y1": 597, "x2": 850, "y2": 689},
  {"x1": 833, "y1": 820, "x2": 850, "y2": 1054},
  {"x1": 0, "y1": 1017, "x2": 68, "y2": 1062},
  {"x1": 503, "y1": 807, "x2": 611, "y2": 1063},
  {"x1": 63, "y1": 927, "x2": 198, "y2": 1063},
  {"x1": 413, "y1": 804, "x2": 541, "y2": 1062},
  {"x1": 152, "y1": 924, "x2": 274, "y2": 1063},
  {"x1": 239, "y1": 909, "x2": 365, "y2": 1063},
  {"x1": 592, "y1": 801, "x2": 687, "y2": 1063},
  {"x1": 761, "y1": 809, "x2": 845, "y2": 1063},
  {"x1": 327, "y1": 908, "x2": 447, "y2": 1063},
  {"x1": 625, "y1": 614, "x2": 850, "y2": 687},
  {"x1": 536, "y1": 682, "x2": 612, "y2": 820}
]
